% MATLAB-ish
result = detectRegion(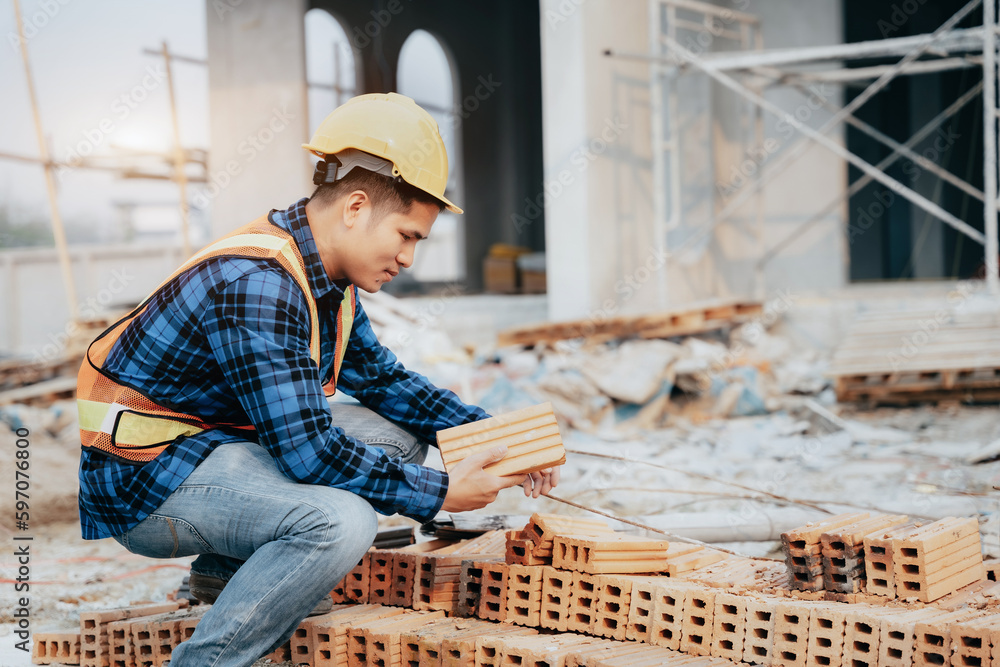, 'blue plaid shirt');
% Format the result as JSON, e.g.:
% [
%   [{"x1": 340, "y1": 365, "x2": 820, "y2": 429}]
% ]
[{"x1": 78, "y1": 198, "x2": 488, "y2": 540}]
